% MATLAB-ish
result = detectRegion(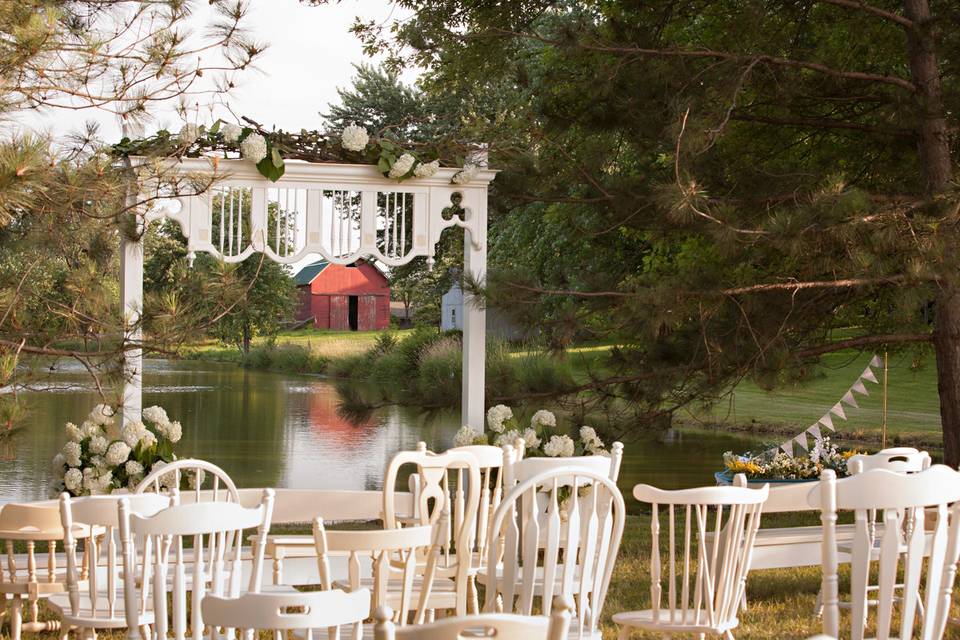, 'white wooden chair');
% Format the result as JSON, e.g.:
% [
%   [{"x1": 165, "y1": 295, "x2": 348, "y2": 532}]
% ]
[
  {"x1": 134, "y1": 458, "x2": 240, "y2": 503},
  {"x1": 508, "y1": 440, "x2": 624, "y2": 485},
  {"x1": 382, "y1": 445, "x2": 480, "y2": 616},
  {"x1": 819, "y1": 465, "x2": 960, "y2": 640},
  {"x1": 313, "y1": 519, "x2": 441, "y2": 638},
  {"x1": 481, "y1": 467, "x2": 625, "y2": 640},
  {"x1": 49, "y1": 493, "x2": 172, "y2": 638},
  {"x1": 0, "y1": 502, "x2": 77, "y2": 640},
  {"x1": 613, "y1": 479, "x2": 769, "y2": 640},
  {"x1": 201, "y1": 588, "x2": 370, "y2": 640},
  {"x1": 447, "y1": 444, "x2": 505, "y2": 613},
  {"x1": 118, "y1": 488, "x2": 275, "y2": 640},
  {"x1": 373, "y1": 595, "x2": 574, "y2": 640}
]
